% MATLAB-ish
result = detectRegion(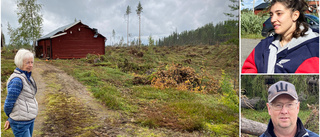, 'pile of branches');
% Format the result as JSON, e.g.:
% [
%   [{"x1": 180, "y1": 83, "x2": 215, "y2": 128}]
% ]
[{"x1": 151, "y1": 63, "x2": 203, "y2": 92}]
